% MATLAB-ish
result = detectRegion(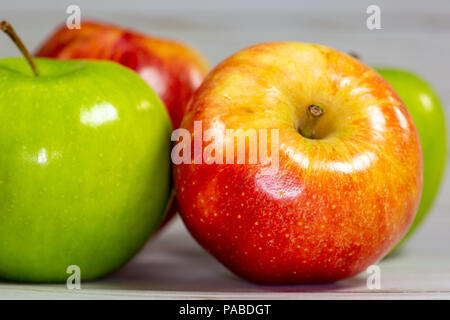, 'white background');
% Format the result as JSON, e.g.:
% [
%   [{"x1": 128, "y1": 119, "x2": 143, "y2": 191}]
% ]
[{"x1": 1, "y1": 0, "x2": 450, "y2": 298}]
